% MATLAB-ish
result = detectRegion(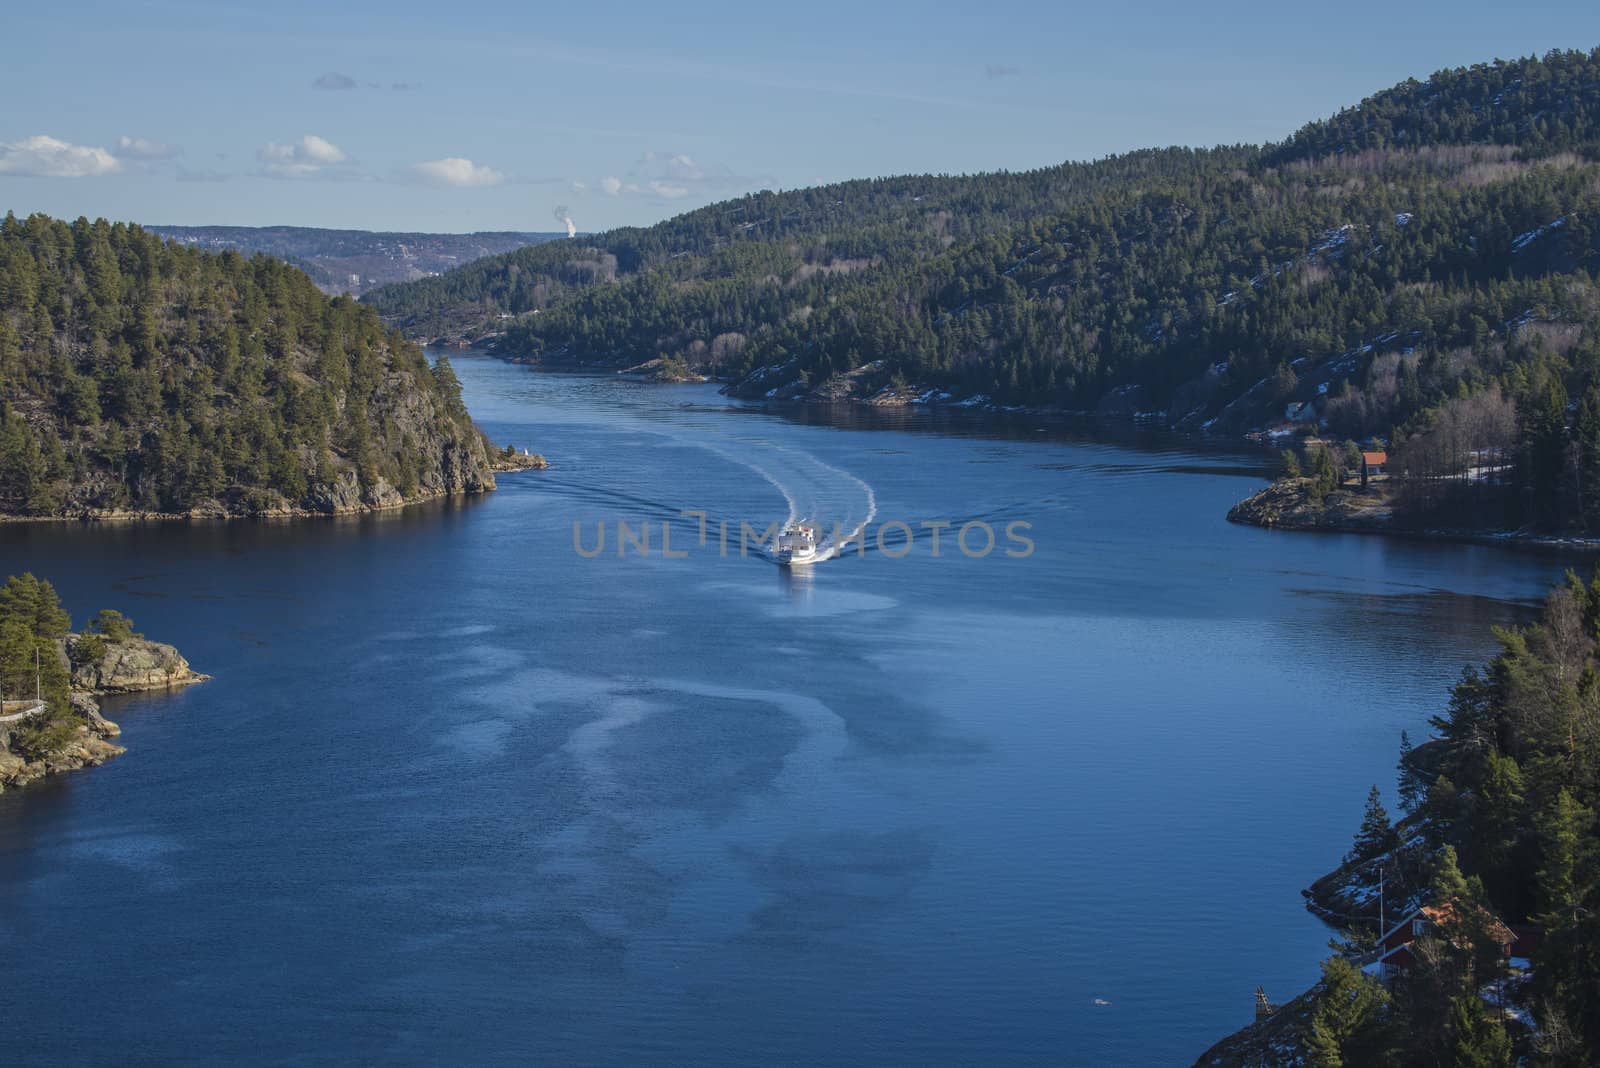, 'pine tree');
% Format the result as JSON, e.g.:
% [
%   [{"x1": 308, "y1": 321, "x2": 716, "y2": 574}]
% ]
[
  {"x1": 1347, "y1": 785, "x2": 1402, "y2": 865},
  {"x1": 1469, "y1": 750, "x2": 1525, "y2": 906},
  {"x1": 0, "y1": 572, "x2": 71, "y2": 637},
  {"x1": 430, "y1": 356, "x2": 468, "y2": 421},
  {"x1": 1446, "y1": 995, "x2": 1512, "y2": 1067},
  {"x1": 1576, "y1": 387, "x2": 1600, "y2": 532},
  {"x1": 1430, "y1": 844, "x2": 1471, "y2": 905},
  {"x1": 1530, "y1": 788, "x2": 1599, "y2": 1050},
  {"x1": 1305, "y1": 955, "x2": 1391, "y2": 1067},
  {"x1": 0, "y1": 573, "x2": 73, "y2": 718},
  {"x1": 1397, "y1": 730, "x2": 1424, "y2": 814}
]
